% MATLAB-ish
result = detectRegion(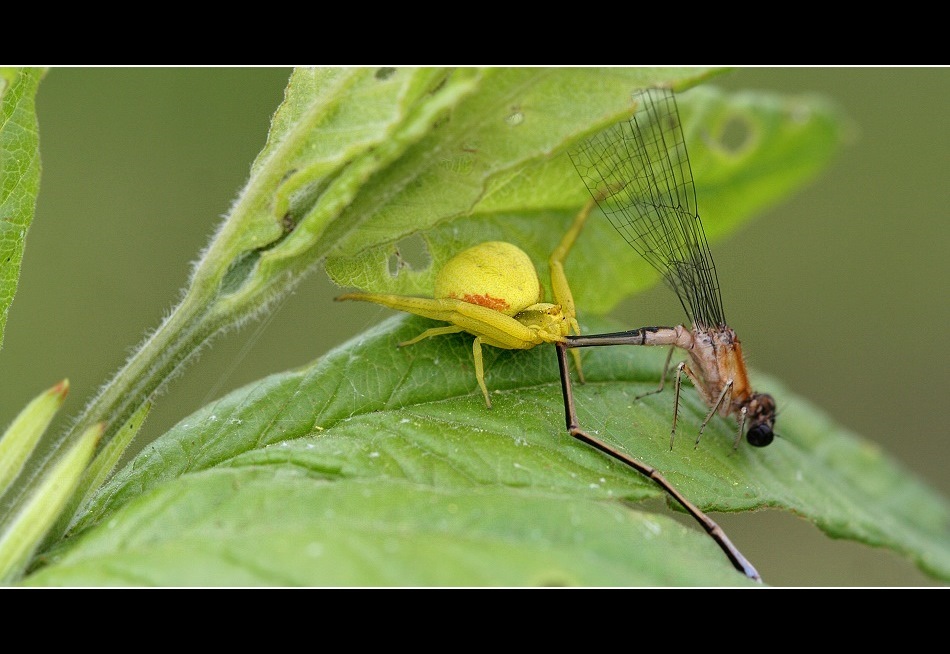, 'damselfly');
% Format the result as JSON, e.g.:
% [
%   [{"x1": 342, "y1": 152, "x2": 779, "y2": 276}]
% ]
[{"x1": 556, "y1": 87, "x2": 778, "y2": 580}]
